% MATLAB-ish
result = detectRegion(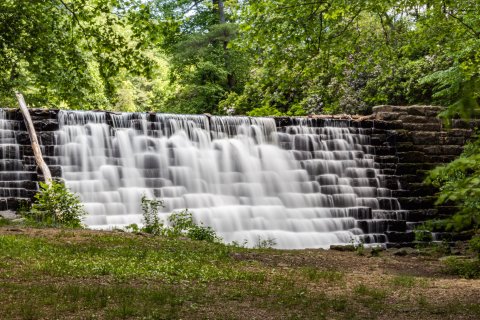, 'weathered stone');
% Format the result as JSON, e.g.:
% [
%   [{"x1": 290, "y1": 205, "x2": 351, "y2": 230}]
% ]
[
  {"x1": 372, "y1": 105, "x2": 406, "y2": 113},
  {"x1": 398, "y1": 197, "x2": 436, "y2": 210},
  {"x1": 404, "y1": 105, "x2": 444, "y2": 117},
  {"x1": 441, "y1": 135, "x2": 465, "y2": 145},
  {"x1": 38, "y1": 132, "x2": 56, "y2": 145},
  {"x1": 374, "y1": 146, "x2": 396, "y2": 155},
  {"x1": 375, "y1": 111, "x2": 408, "y2": 121},
  {"x1": 396, "y1": 142, "x2": 415, "y2": 152},
  {"x1": 404, "y1": 209, "x2": 439, "y2": 221},
  {"x1": 15, "y1": 132, "x2": 31, "y2": 145},
  {"x1": 411, "y1": 132, "x2": 439, "y2": 145},
  {"x1": 386, "y1": 129, "x2": 409, "y2": 143},
  {"x1": 397, "y1": 151, "x2": 425, "y2": 162},
  {"x1": 374, "y1": 155, "x2": 398, "y2": 164},
  {"x1": 402, "y1": 122, "x2": 442, "y2": 131},
  {"x1": 370, "y1": 134, "x2": 387, "y2": 146},
  {"x1": 385, "y1": 231, "x2": 415, "y2": 243},
  {"x1": 373, "y1": 119, "x2": 403, "y2": 130},
  {"x1": 451, "y1": 119, "x2": 470, "y2": 129},
  {"x1": 32, "y1": 119, "x2": 59, "y2": 131},
  {"x1": 47, "y1": 165, "x2": 62, "y2": 177},
  {"x1": 395, "y1": 163, "x2": 424, "y2": 175},
  {"x1": 29, "y1": 109, "x2": 58, "y2": 119},
  {"x1": 398, "y1": 114, "x2": 441, "y2": 124}
]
